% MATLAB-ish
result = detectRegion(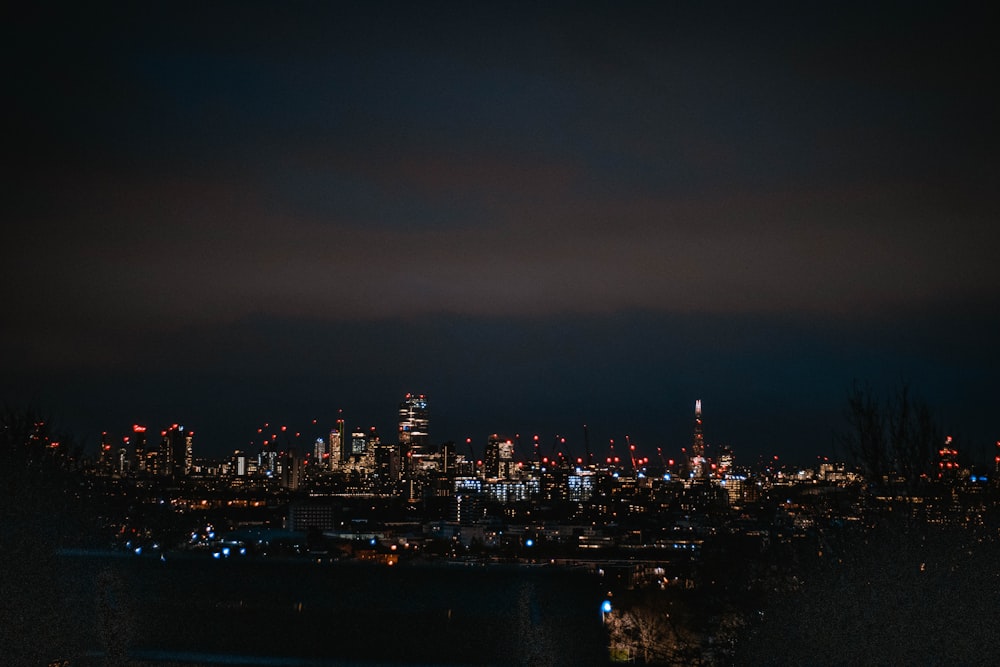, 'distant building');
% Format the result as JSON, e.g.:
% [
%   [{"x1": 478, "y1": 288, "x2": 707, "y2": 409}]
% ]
[
  {"x1": 328, "y1": 422, "x2": 344, "y2": 471},
  {"x1": 373, "y1": 441, "x2": 404, "y2": 481},
  {"x1": 282, "y1": 448, "x2": 302, "y2": 490},
  {"x1": 567, "y1": 471, "x2": 595, "y2": 501},
  {"x1": 343, "y1": 427, "x2": 378, "y2": 475},
  {"x1": 484, "y1": 478, "x2": 538, "y2": 503},
  {"x1": 160, "y1": 424, "x2": 192, "y2": 479},
  {"x1": 688, "y1": 400, "x2": 708, "y2": 479},
  {"x1": 351, "y1": 428, "x2": 367, "y2": 456},
  {"x1": 937, "y1": 436, "x2": 960, "y2": 480},
  {"x1": 717, "y1": 446, "x2": 734, "y2": 477},
  {"x1": 231, "y1": 450, "x2": 249, "y2": 477},
  {"x1": 484, "y1": 434, "x2": 516, "y2": 480},
  {"x1": 399, "y1": 393, "x2": 429, "y2": 448},
  {"x1": 98, "y1": 431, "x2": 115, "y2": 475},
  {"x1": 289, "y1": 501, "x2": 337, "y2": 532},
  {"x1": 131, "y1": 424, "x2": 148, "y2": 473},
  {"x1": 313, "y1": 437, "x2": 327, "y2": 465}
]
